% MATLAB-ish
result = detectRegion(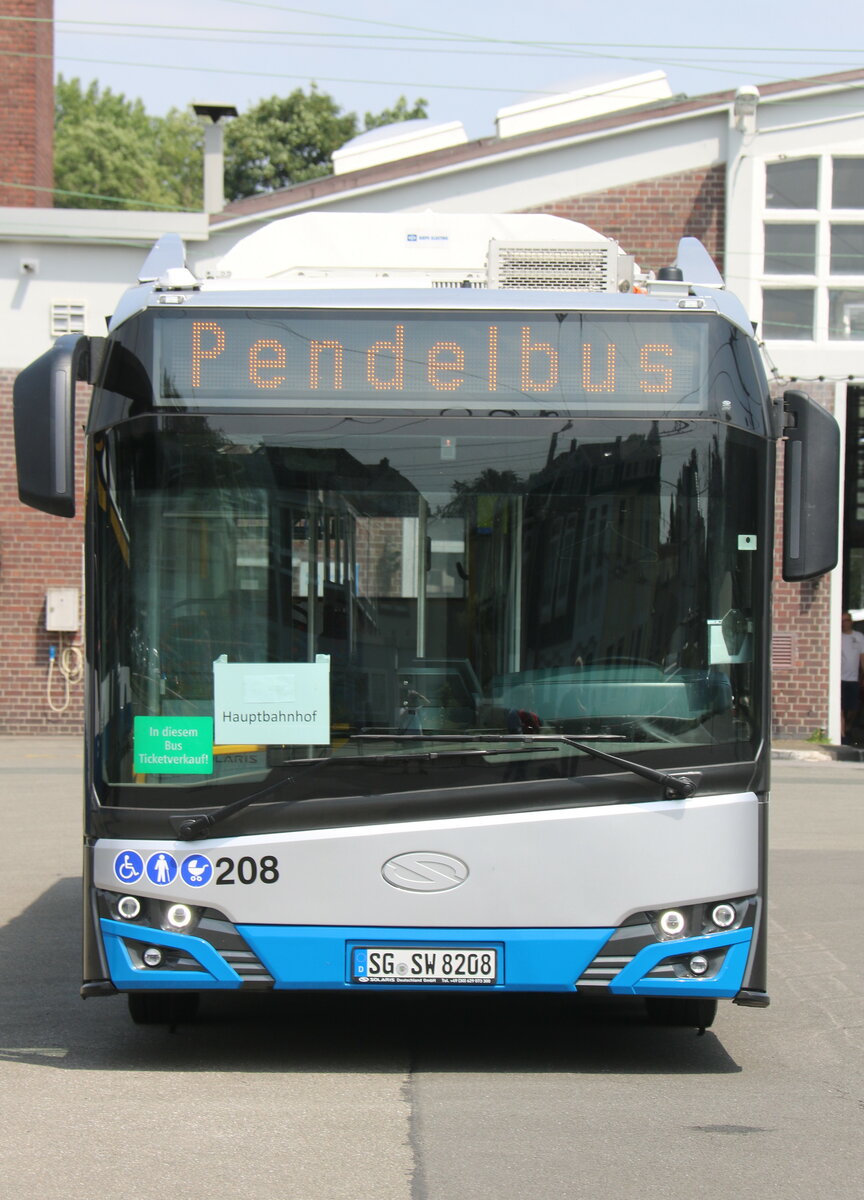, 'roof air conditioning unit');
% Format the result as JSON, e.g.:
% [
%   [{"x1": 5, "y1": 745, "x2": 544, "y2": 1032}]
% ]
[{"x1": 487, "y1": 240, "x2": 619, "y2": 292}]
